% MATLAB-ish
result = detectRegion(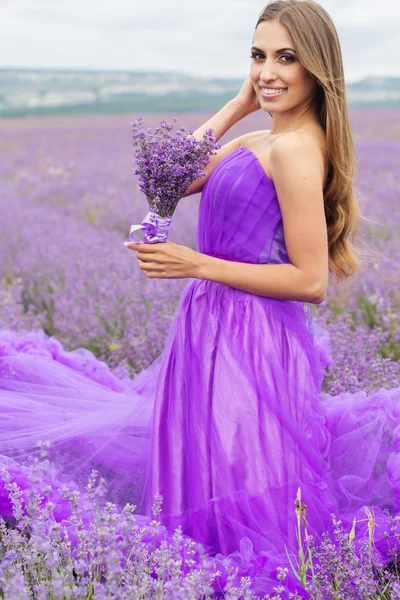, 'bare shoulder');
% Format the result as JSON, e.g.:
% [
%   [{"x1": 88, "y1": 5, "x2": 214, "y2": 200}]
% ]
[
  {"x1": 269, "y1": 129, "x2": 327, "y2": 186},
  {"x1": 240, "y1": 129, "x2": 271, "y2": 148}
]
